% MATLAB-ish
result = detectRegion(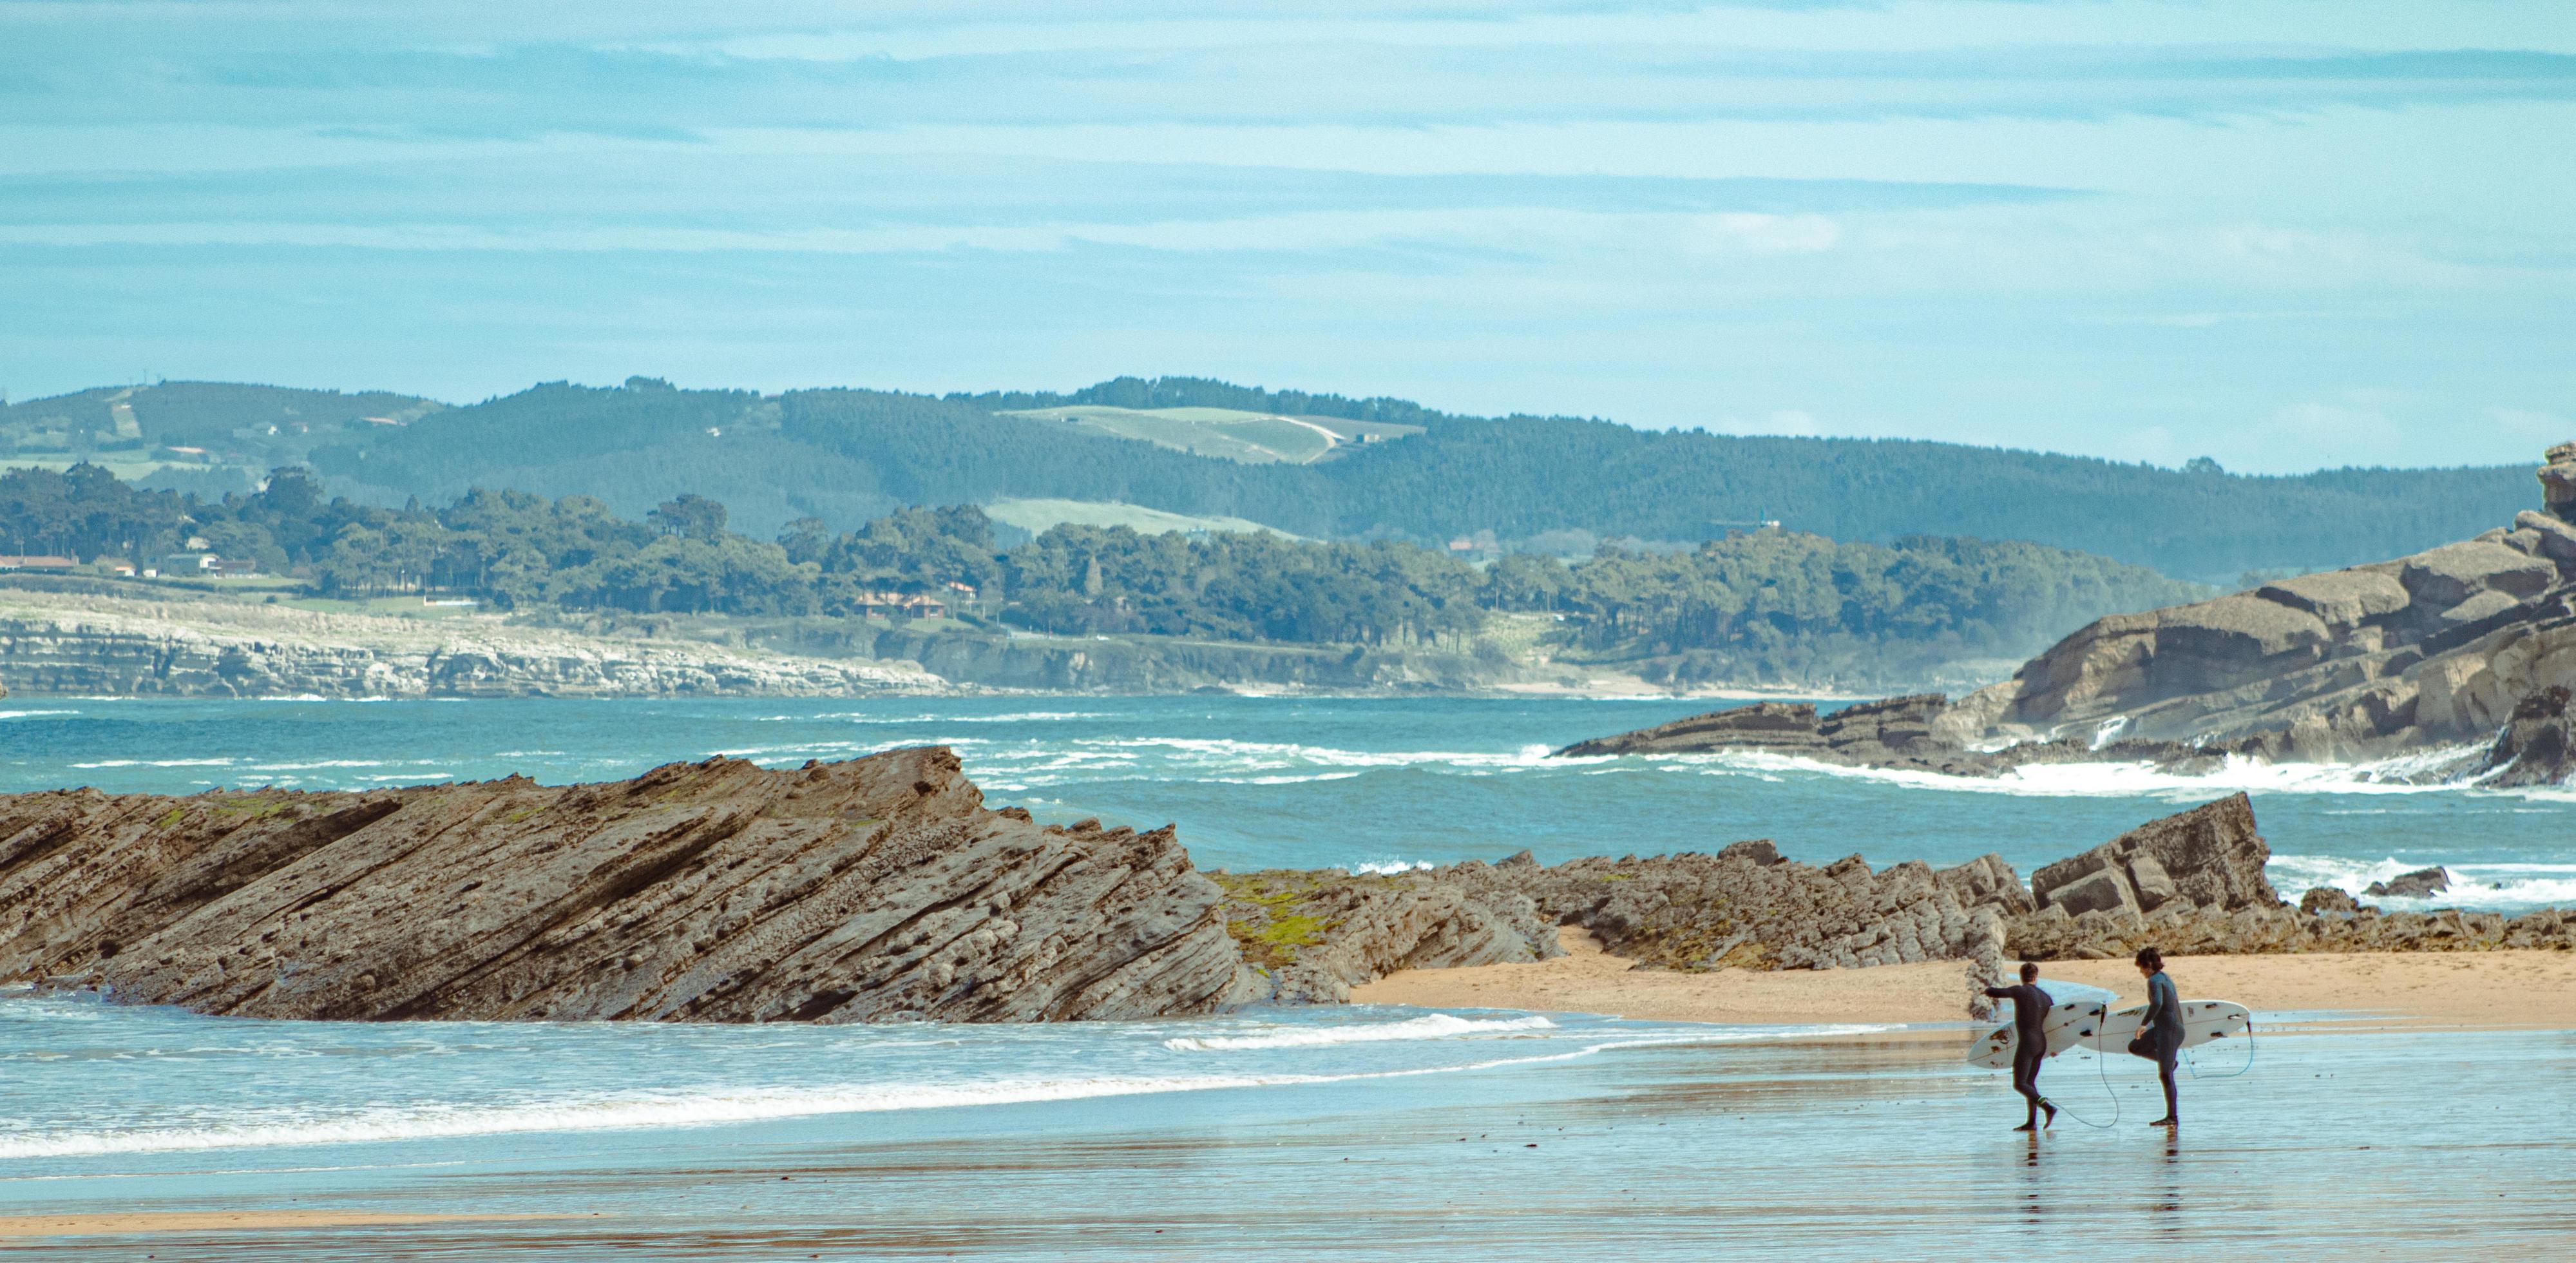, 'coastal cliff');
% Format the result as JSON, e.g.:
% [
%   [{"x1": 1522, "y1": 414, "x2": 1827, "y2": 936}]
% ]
[
  {"x1": 1557, "y1": 442, "x2": 2576, "y2": 786},
  {"x1": 0, "y1": 587, "x2": 947, "y2": 698}
]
